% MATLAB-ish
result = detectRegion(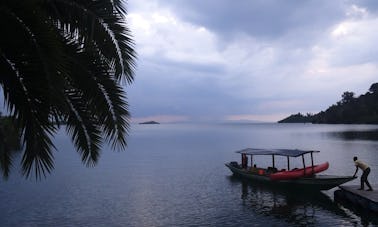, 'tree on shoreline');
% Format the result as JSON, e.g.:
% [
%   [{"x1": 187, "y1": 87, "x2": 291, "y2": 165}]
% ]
[
  {"x1": 279, "y1": 82, "x2": 378, "y2": 124},
  {"x1": 0, "y1": 0, "x2": 136, "y2": 179}
]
